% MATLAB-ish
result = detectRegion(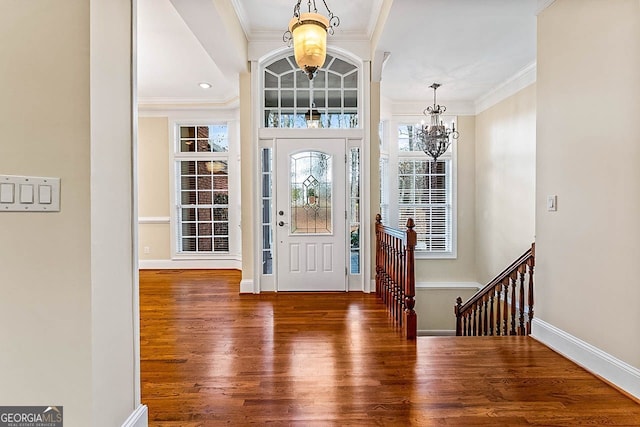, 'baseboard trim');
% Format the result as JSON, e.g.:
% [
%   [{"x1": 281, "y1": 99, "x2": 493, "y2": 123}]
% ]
[
  {"x1": 122, "y1": 404, "x2": 148, "y2": 427},
  {"x1": 240, "y1": 279, "x2": 254, "y2": 294},
  {"x1": 531, "y1": 318, "x2": 640, "y2": 400},
  {"x1": 139, "y1": 259, "x2": 241, "y2": 270},
  {"x1": 418, "y1": 329, "x2": 456, "y2": 336}
]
